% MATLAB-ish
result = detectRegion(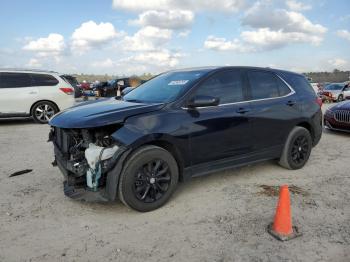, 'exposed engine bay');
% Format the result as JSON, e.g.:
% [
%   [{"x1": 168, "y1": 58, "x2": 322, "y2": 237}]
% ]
[{"x1": 49, "y1": 124, "x2": 124, "y2": 193}]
